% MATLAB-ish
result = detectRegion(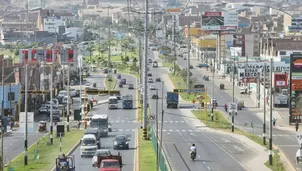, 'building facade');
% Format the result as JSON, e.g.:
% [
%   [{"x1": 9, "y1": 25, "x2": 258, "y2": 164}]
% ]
[{"x1": 43, "y1": 16, "x2": 64, "y2": 33}]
